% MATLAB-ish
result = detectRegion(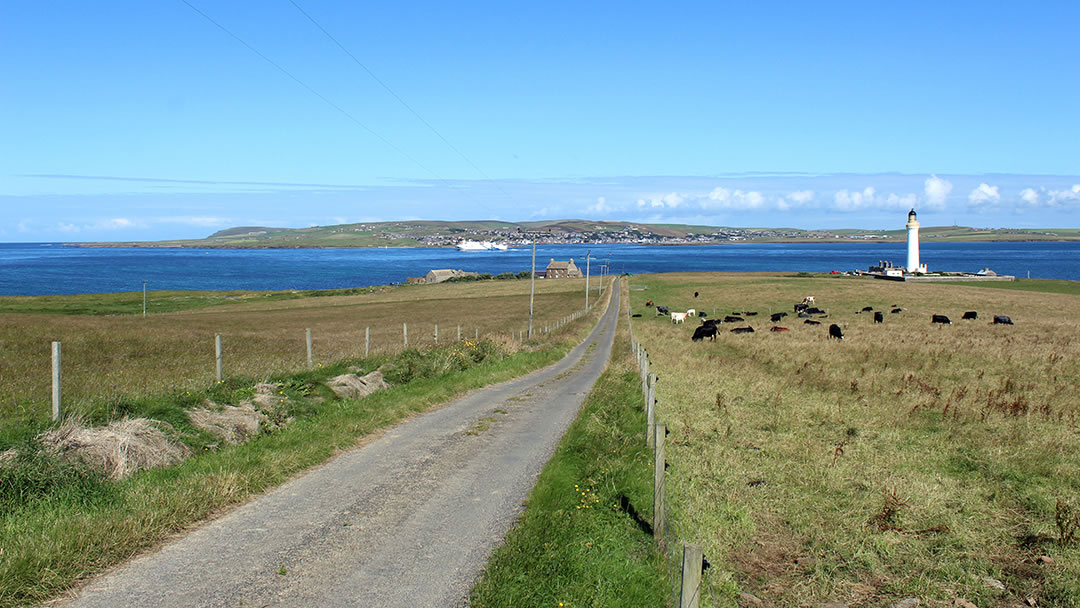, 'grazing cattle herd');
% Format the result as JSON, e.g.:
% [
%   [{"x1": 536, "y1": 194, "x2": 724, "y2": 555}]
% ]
[{"x1": 640, "y1": 291, "x2": 1017, "y2": 343}]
